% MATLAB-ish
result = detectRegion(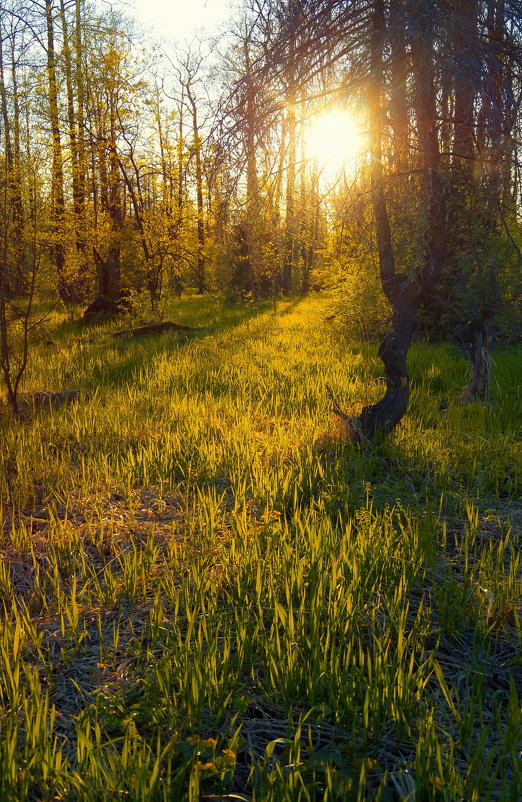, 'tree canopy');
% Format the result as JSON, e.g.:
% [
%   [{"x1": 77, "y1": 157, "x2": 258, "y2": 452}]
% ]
[{"x1": 1, "y1": 0, "x2": 521, "y2": 422}]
